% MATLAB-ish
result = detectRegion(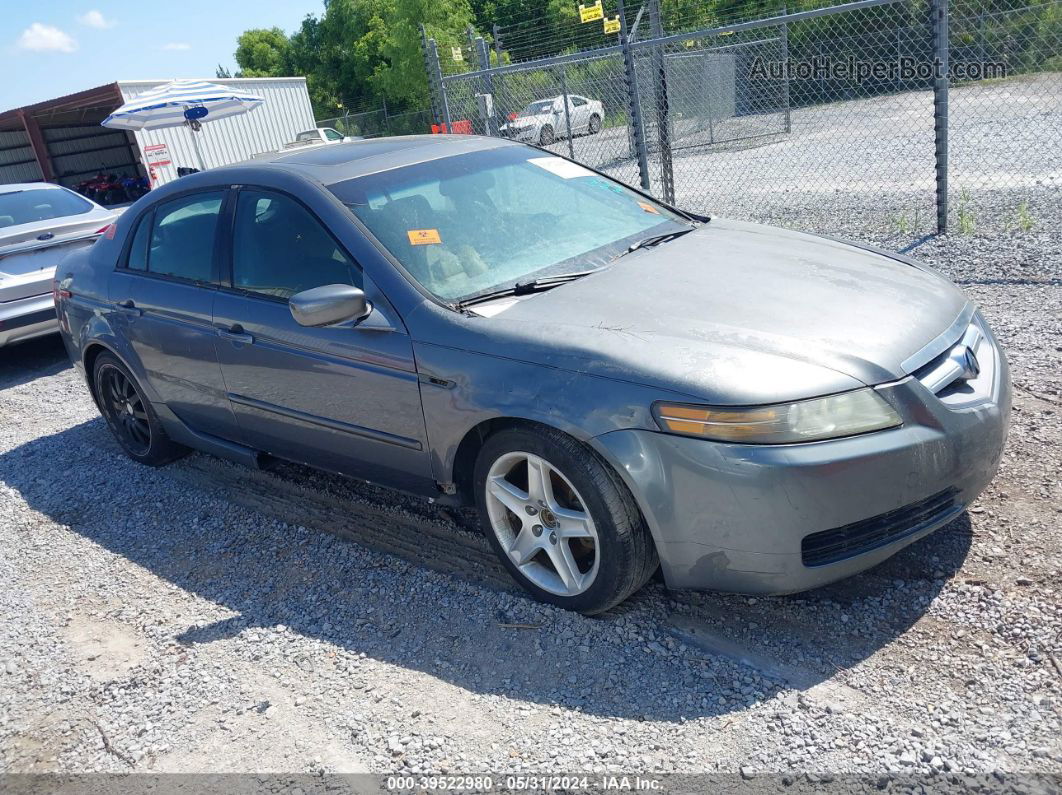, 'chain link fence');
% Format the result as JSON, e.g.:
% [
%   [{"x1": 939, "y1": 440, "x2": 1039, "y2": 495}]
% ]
[{"x1": 426, "y1": 0, "x2": 1061, "y2": 238}]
